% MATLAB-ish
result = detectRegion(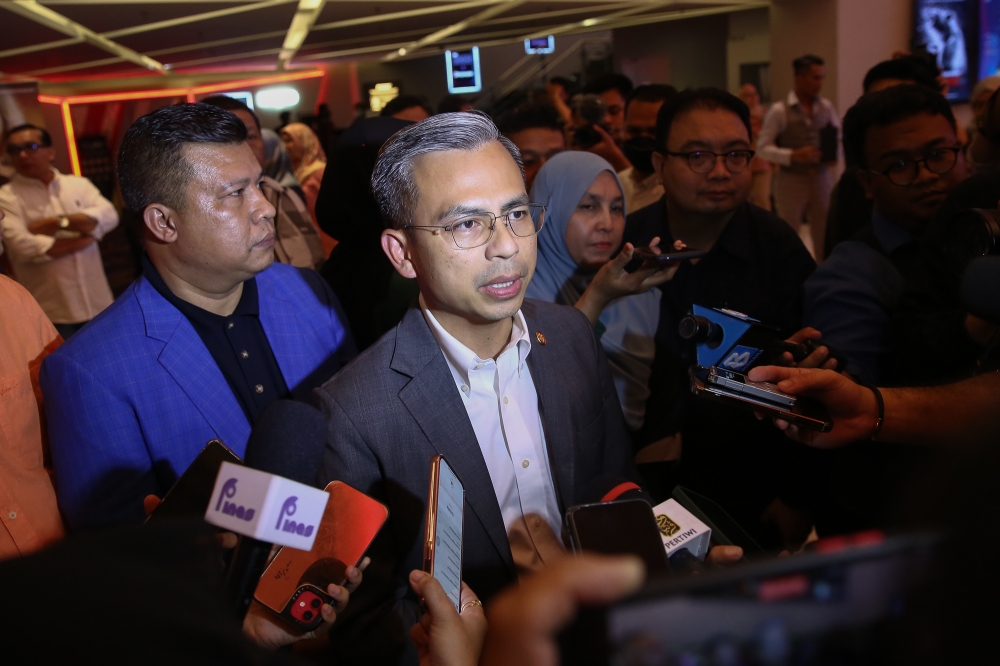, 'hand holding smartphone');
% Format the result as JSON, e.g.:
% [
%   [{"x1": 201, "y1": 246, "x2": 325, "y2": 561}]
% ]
[{"x1": 423, "y1": 455, "x2": 465, "y2": 611}]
